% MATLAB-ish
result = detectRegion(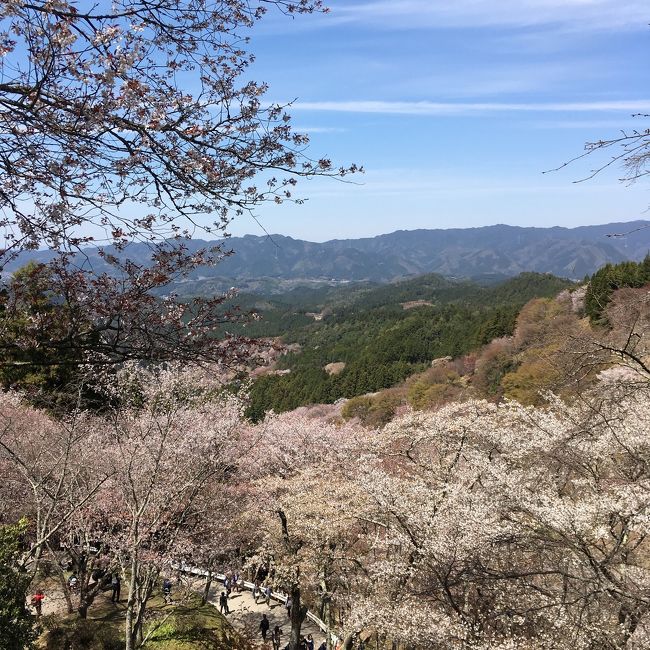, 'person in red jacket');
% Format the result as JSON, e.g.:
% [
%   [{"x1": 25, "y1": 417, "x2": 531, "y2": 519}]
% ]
[{"x1": 31, "y1": 590, "x2": 45, "y2": 617}]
